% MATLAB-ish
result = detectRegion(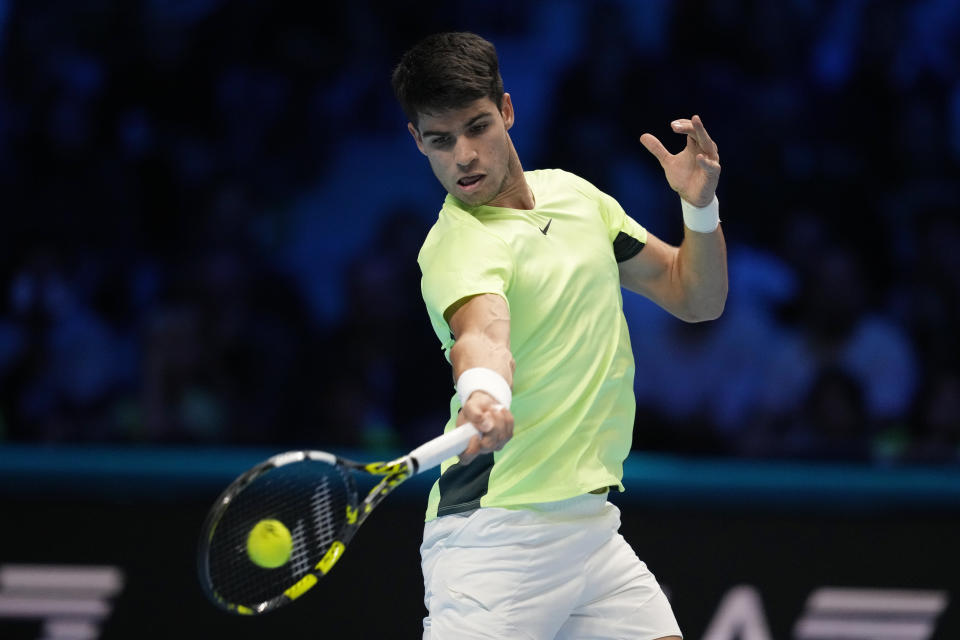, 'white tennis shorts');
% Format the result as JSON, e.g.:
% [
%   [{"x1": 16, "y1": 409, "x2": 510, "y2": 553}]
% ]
[{"x1": 420, "y1": 492, "x2": 682, "y2": 640}]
